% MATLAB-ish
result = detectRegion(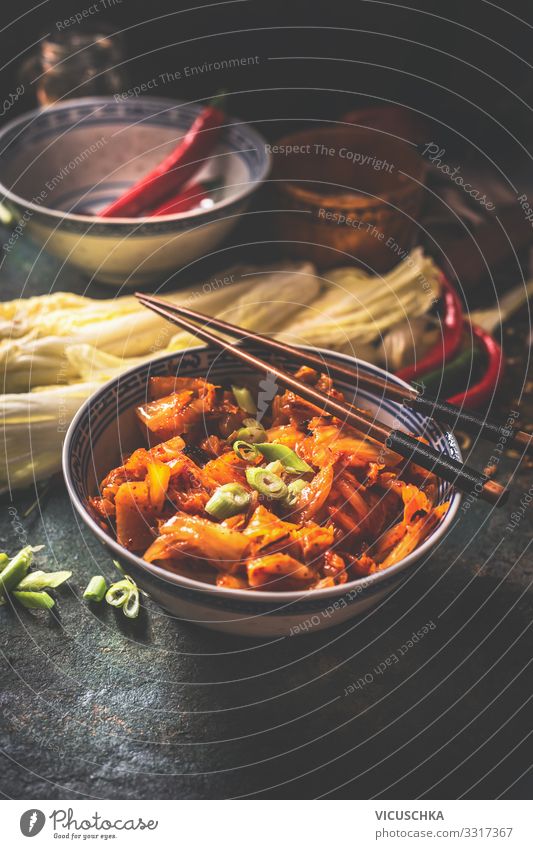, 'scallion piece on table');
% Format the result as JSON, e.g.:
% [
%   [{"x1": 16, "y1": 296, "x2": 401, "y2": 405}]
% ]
[
  {"x1": 123, "y1": 586, "x2": 140, "y2": 619},
  {"x1": 254, "y1": 443, "x2": 313, "y2": 474},
  {"x1": 0, "y1": 545, "x2": 36, "y2": 594},
  {"x1": 231, "y1": 385, "x2": 257, "y2": 415},
  {"x1": 233, "y1": 440, "x2": 262, "y2": 463},
  {"x1": 105, "y1": 579, "x2": 133, "y2": 608},
  {"x1": 245, "y1": 467, "x2": 288, "y2": 500},
  {"x1": 12, "y1": 590, "x2": 55, "y2": 610},
  {"x1": 83, "y1": 575, "x2": 107, "y2": 602},
  {"x1": 205, "y1": 483, "x2": 251, "y2": 520},
  {"x1": 234, "y1": 418, "x2": 266, "y2": 443},
  {"x1": 16, "y1": 570, "x2": 72, "y2": 591}
]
